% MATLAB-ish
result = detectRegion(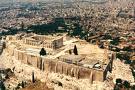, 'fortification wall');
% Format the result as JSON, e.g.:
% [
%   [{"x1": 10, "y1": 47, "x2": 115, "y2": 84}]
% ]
[
  {"x1": 11, "y1": 48, "x2": 116, "y2": 83},
  {"x1": 13, "y1": 49, "x2": 105, "y2": 82},
  {"x1": 42, "y1": 60, "x2": 104, "y2": 82}
]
